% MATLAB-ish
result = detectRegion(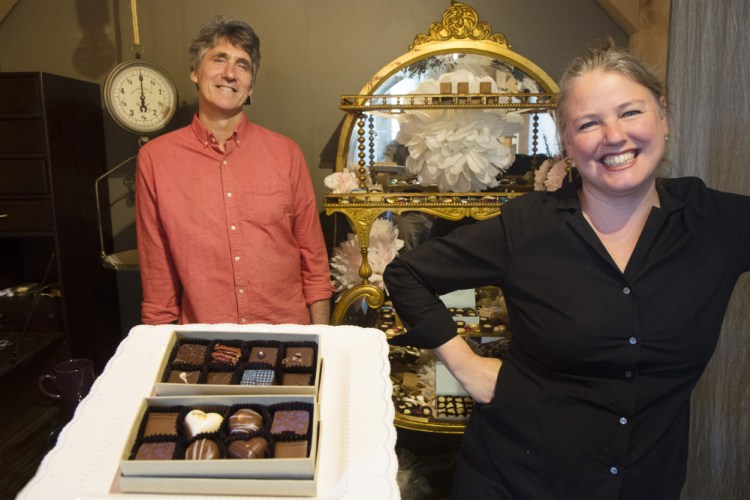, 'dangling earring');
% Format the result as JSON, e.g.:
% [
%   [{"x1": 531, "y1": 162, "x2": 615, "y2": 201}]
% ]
[
  {"x1": 565, "y1": 156, "x2": 575, "y2": 182},
  {"x1": 245, "y1": 96, "x2": 253, "y2": 106}
]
